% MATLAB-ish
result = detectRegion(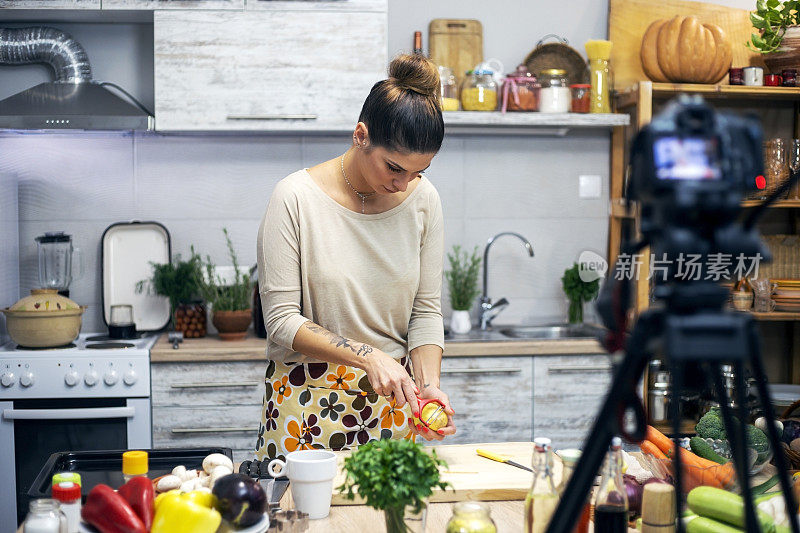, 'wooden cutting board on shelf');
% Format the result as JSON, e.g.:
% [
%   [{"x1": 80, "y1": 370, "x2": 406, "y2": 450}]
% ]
[
  {"x1": 608, "y1": 0, "x2": 767, "y2": 91},
  {"x1": 429, "y1": 18, "x2": 483, "y2": 86},
  {"x1": 331, "y1": 442, "x2": 538, "y2": 505}
]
